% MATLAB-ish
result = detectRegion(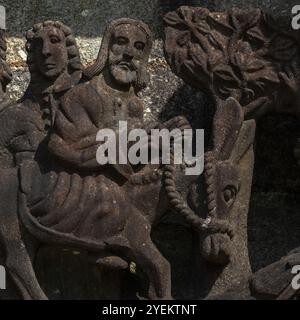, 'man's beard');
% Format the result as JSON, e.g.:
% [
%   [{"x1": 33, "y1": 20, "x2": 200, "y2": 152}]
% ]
[{"x1": 109, "y1": 62, "x2": 138, "y2": 86}]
